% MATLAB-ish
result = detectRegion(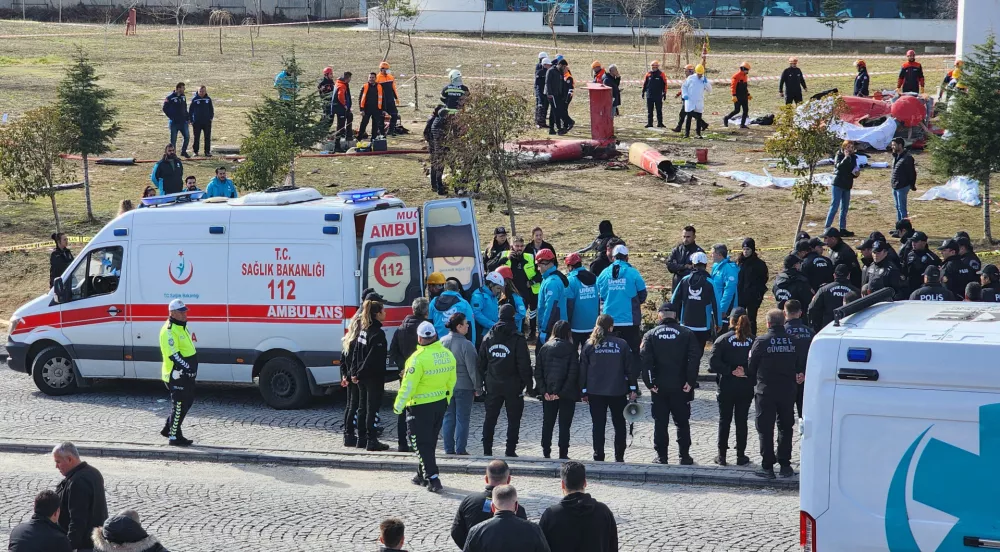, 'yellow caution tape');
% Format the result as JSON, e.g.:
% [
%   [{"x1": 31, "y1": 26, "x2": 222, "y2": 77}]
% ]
[{"x1": 0, "y1": 235, "x2": 90, "y2": 254}]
